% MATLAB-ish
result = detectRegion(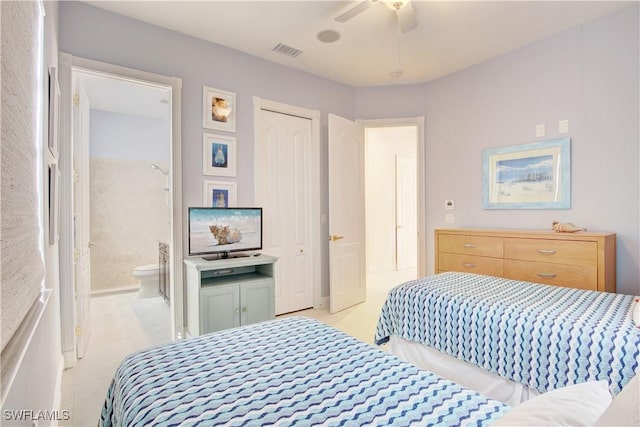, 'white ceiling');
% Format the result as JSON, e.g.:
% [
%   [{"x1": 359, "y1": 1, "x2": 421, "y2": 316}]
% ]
[{"x1": 83, "y1": 0, "x2": 634, "y2": 87}]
